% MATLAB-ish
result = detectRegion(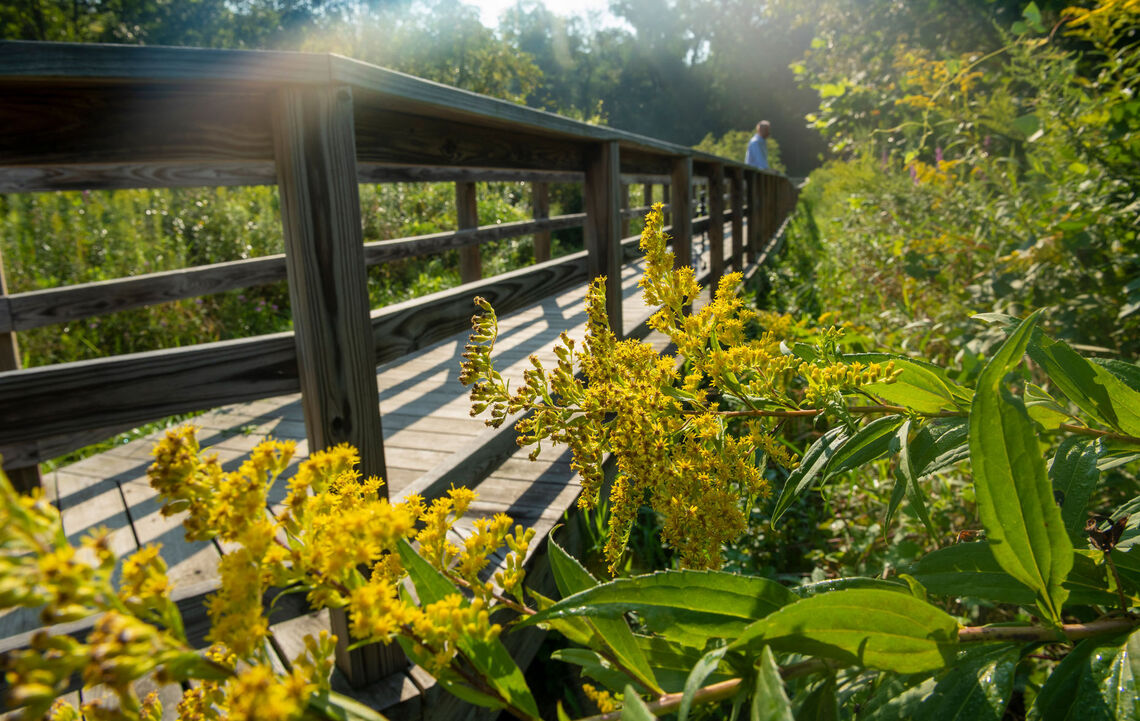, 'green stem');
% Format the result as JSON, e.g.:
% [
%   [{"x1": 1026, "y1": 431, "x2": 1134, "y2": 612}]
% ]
[{"x1": 1057, "y1": 424, "x2": 1140, "y2": 446}]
